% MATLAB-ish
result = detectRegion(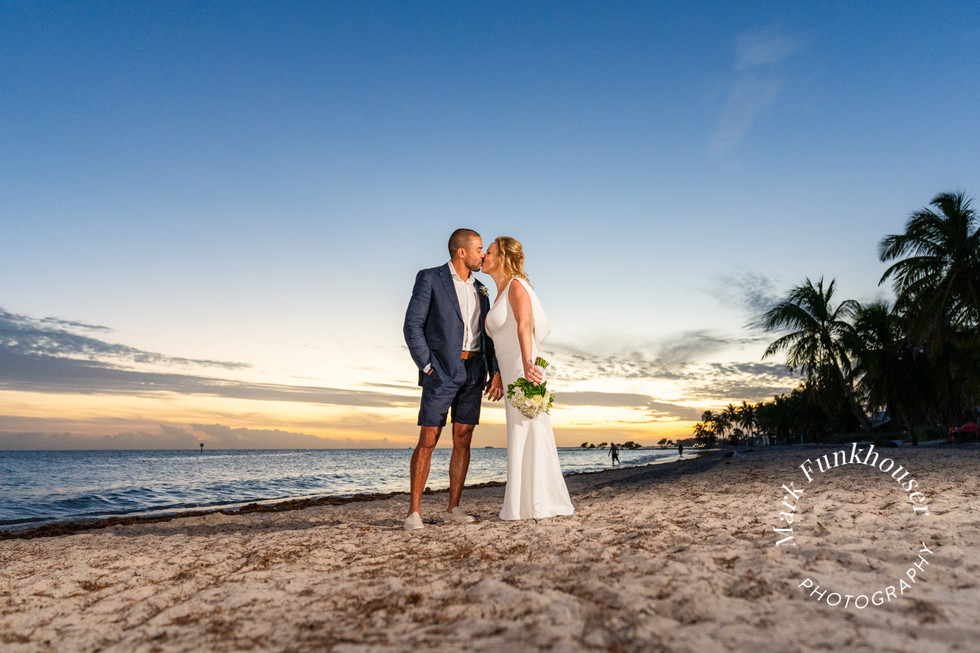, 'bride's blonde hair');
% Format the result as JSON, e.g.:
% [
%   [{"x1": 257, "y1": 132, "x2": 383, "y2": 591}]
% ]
[{"x1": 493, "y1": 236, "x2": 529, "y2": 282}]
